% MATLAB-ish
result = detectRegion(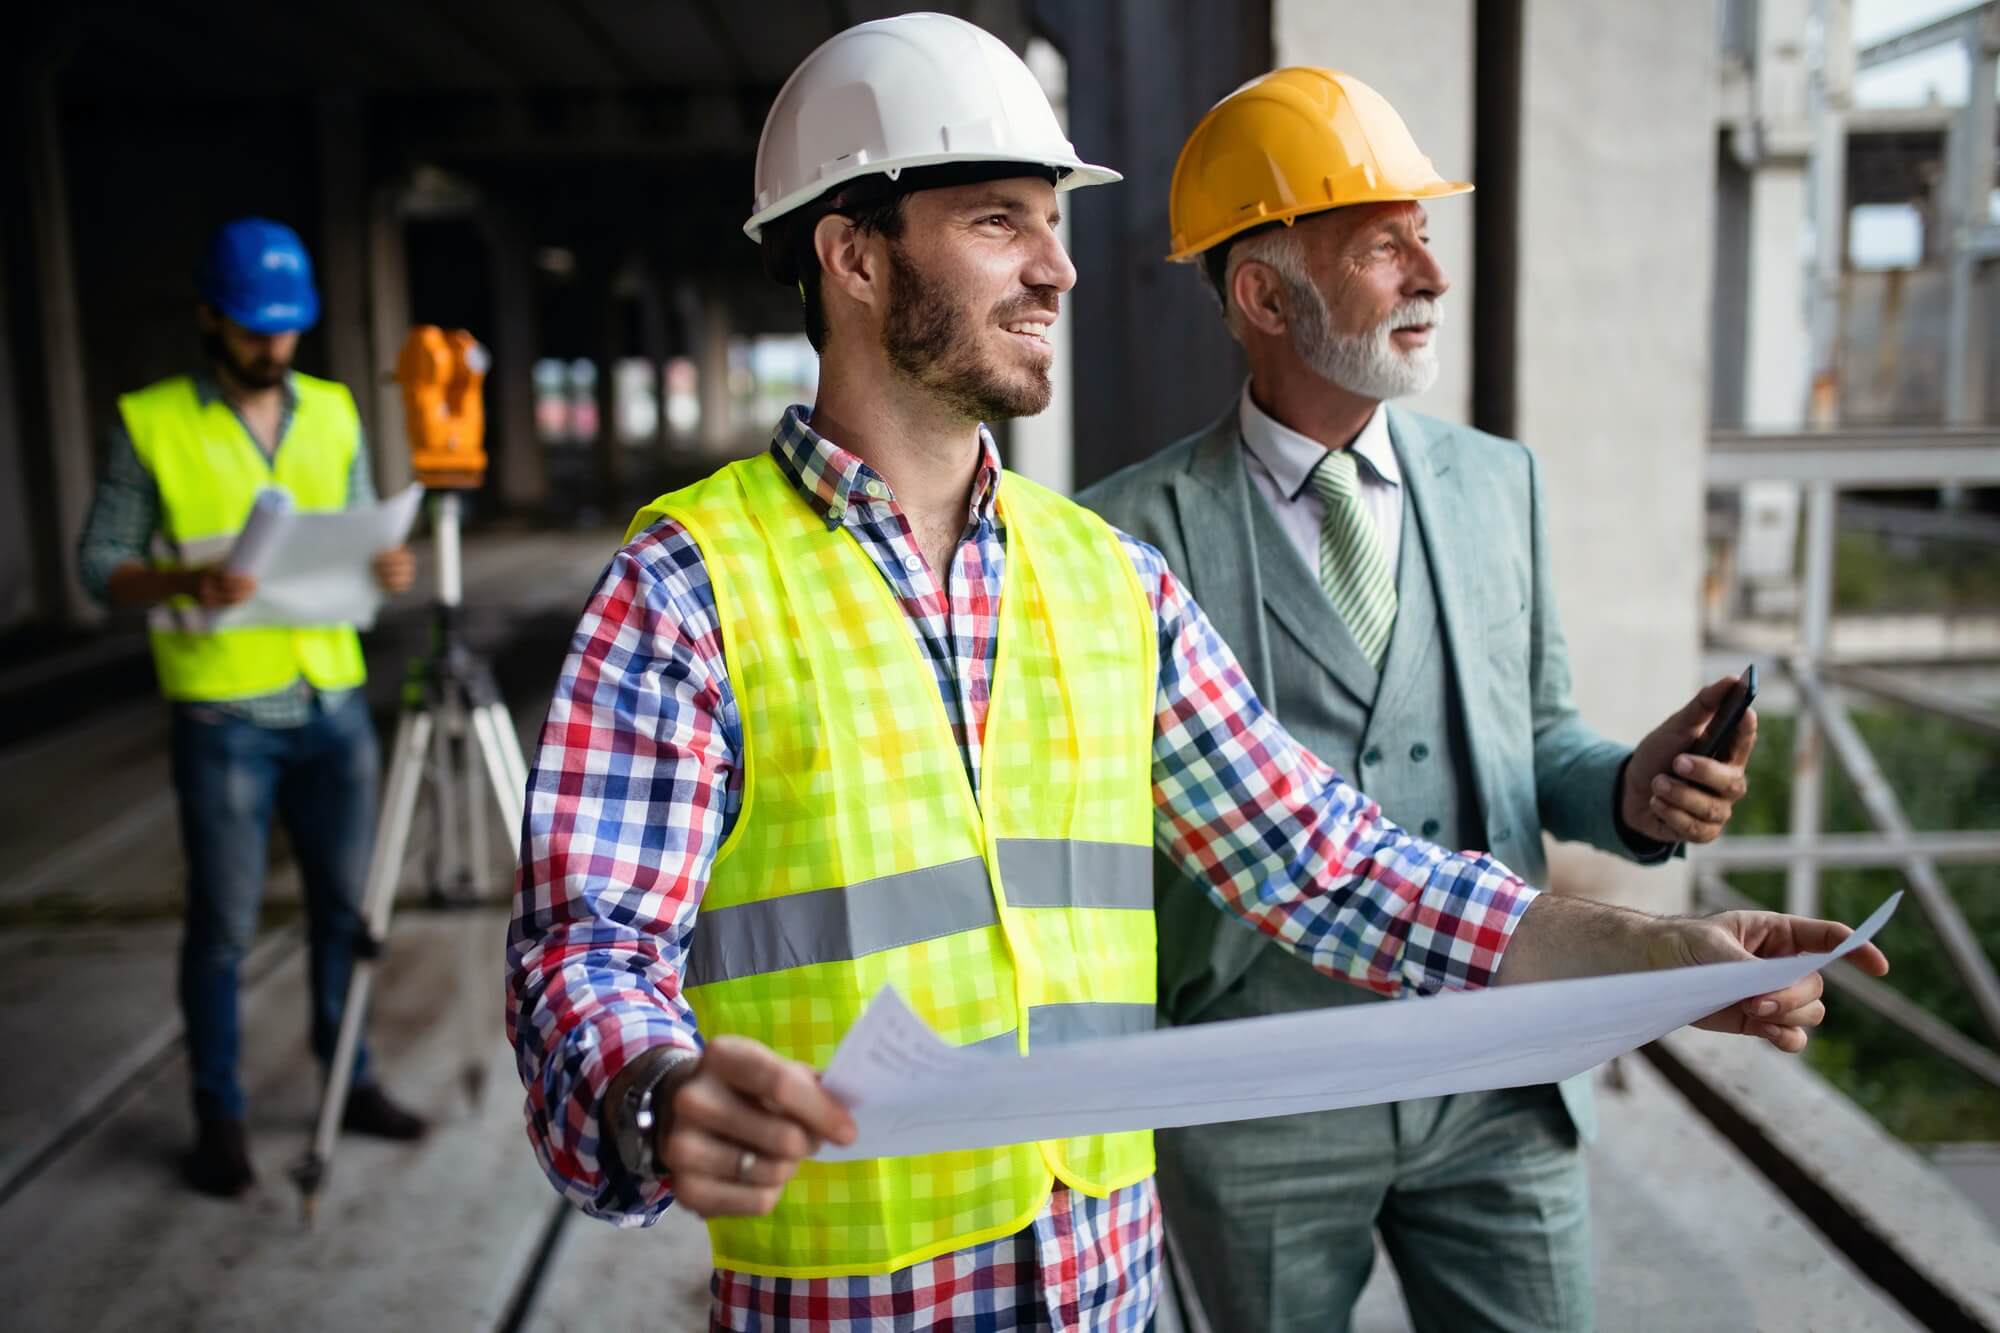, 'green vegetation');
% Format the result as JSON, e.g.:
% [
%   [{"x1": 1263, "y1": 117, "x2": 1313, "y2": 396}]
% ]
[
  {"x1": 1728, "y1": 709, "x2": 2000, "y2": 1141},
  {"x1": 1832, "y1": 526, "x2": 2000, "y2": 615}
]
